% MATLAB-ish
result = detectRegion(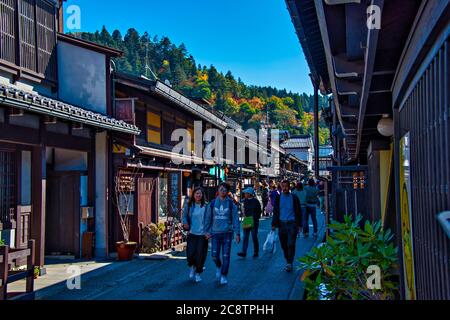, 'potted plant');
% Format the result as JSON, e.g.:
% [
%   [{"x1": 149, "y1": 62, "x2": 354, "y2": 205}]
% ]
[
  {"x1": 299, "y1": 215, "x2": 399, "y2": 300},
  {"x1": 113, "y1": 171, "x2": 138, "y2": 261},
  {"x1": 34, "y1": 266, "x2": 40, "y2": 279}
]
